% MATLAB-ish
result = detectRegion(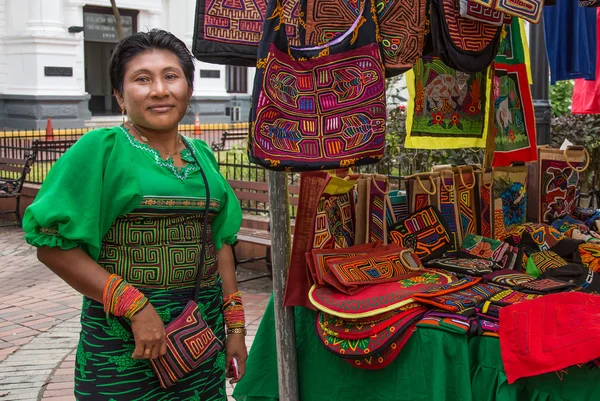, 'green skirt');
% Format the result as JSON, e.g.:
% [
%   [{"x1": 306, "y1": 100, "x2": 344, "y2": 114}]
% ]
[{"x1": 75, "y1": 285, "x2": 226, "y2": 401}]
